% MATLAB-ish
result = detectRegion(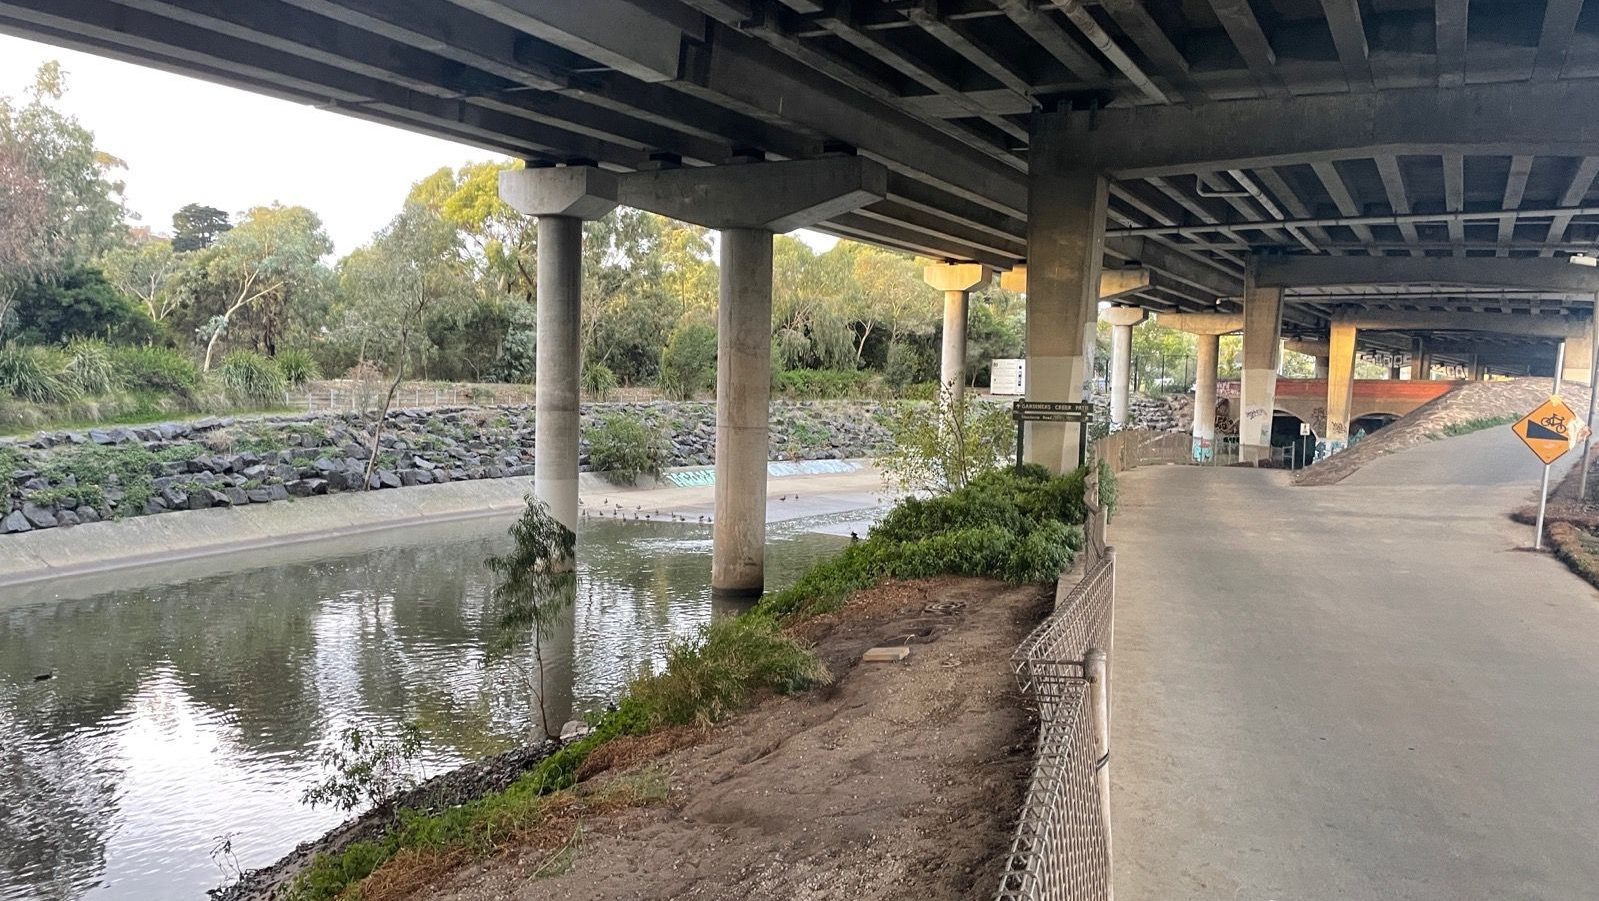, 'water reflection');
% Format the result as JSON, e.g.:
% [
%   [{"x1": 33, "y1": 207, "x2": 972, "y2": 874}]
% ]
[{"x1": 0, "y1": 513, "x2": 857, "y2": 900}]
